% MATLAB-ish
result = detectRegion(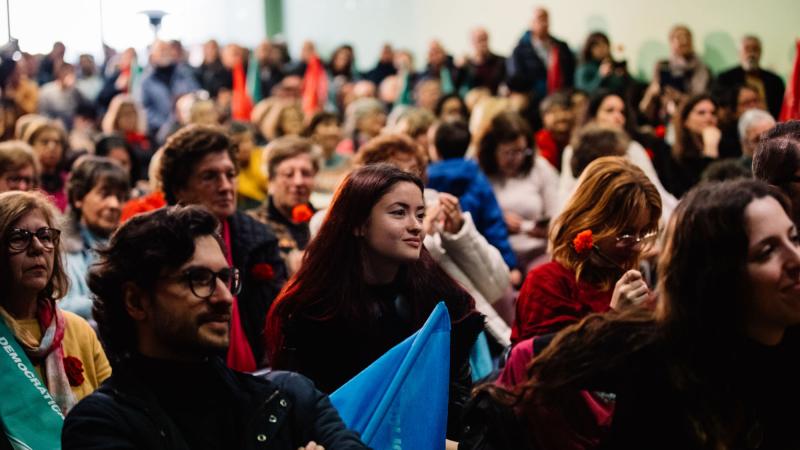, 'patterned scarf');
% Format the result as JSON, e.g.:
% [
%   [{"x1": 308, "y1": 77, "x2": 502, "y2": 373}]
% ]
[{"x1": 0, "y1": 298, "x2": 77, "y2": 414}]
